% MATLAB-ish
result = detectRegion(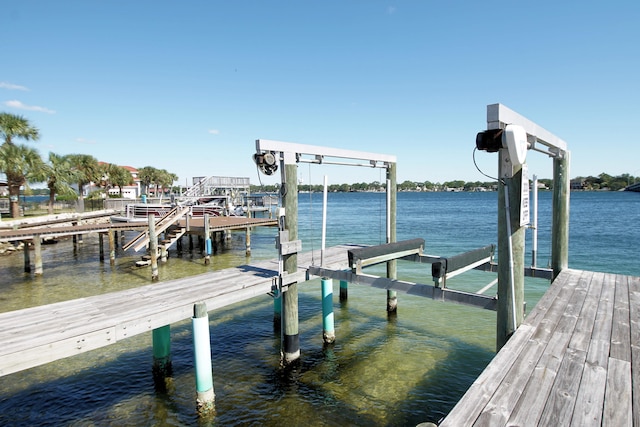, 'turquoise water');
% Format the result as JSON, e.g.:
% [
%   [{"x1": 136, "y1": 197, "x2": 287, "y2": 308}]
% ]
[{"x1": 0, "y1": 191, "x2": 638, "y2": 426}]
